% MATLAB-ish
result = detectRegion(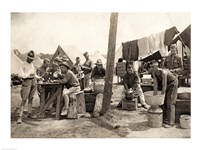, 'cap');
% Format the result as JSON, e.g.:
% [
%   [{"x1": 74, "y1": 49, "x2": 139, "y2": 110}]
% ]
[
  {"x1": 55, "y1": 56, "x2": 62, "y2": 62},
  {"x1": 83, "y1": 52, "x2": 89, "y2": 56}
]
